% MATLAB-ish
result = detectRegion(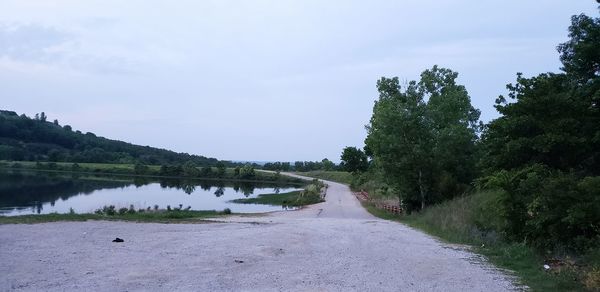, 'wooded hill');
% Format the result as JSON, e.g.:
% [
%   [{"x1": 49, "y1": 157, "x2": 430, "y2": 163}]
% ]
[{"x1": 0, "y1": 110, "x2": 224, "y2": 166}]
